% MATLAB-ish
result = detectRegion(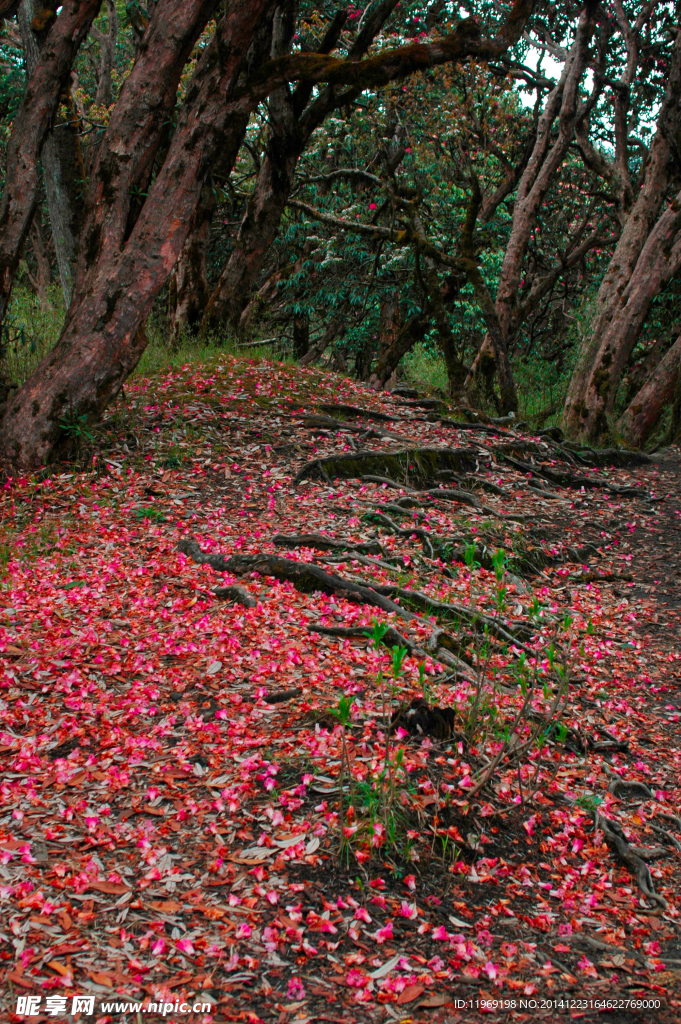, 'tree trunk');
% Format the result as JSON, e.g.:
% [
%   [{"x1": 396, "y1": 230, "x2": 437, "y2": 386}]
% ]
[
  {"x1": 168, "y1": 181, "x2": 215, "y2": 345},
  {"x1": 26, "y1": 217, "x2": 52, "y2": 309},
  {"x1": 462, "y1": 261, "x2": 517, "y2": 413},
  {"x1": 494, "y1": 5, "x2": 596, "y2": 342},
  {"x1": 464, "y1": 4, "x2": 596, "y2": 410},
  {"x1": 18, "y1": 0, "x2": 83, "y2": 306},
  {"x1": 0, "y1": 0, "x2": 101, "y2": 326},
  {"x1": 368, "y1": 312, "x2": 427, "y2": 389},
  {"x1": 422, "y1": 255, "x2": 466, "y2": 394},
  {"x1": 298, "y1": 316, "x2": 341, "y2": 366},
  {"x1": 292, "y1": 311, "x2": 310, "y2": 358},
  {"x1": 412, "y1": 212, "x2": 466, "y2": 394},
  {"x1": 0, "y1": 0, "x2": 275, "y2": 470},
  {"x1": 93, "y1": 0, "x2": 117, "y2": 108},
  {"x1": 616, "y1": 333, "x2": 681, "y2": 447},
  {"x1": 71, "y1": 0, "x2": 223, "y2": 301},
  {"x1": 200, "y1": 8, "x2": 350, "y2": 336},
  {"x1": 563, "y1": 26, "x2": 681, "y2": 442},
  {"x1": 377, "y1": 290, "x2": 400, "y2": 367},
  {"x1": 564, "y1": 194, "x2": 681, "y2": 441}
]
